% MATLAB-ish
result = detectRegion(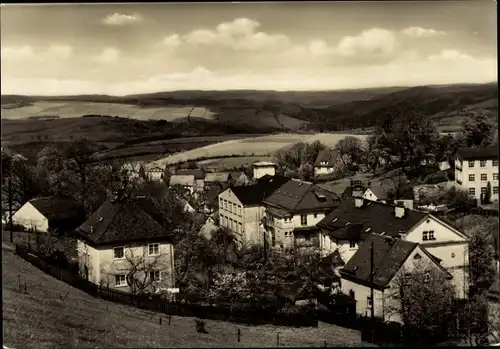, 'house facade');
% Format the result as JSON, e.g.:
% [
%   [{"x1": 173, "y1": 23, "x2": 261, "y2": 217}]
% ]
[
  {"x1": 75, "y1": 196, "x2": 175, "y2": 296},
  {"x1": 252, "y1": 161, "x2": 277, "y2": 179},
  {"x1": 169, "y1": 174, "x2": 196, "y2": 194},
  {"x1": 340, "y1": 234, "x2": 453, "y2": 323},
  {"x1": 455, "y1": 147, "x2": 499, "y2": 204},
  {"x1": 262, "y1": 179, "x2": 340, "y2": 250},
  {"x1": 318, "y1": 197, "x2": 469, "y2": 298},
  {"x1": 314, "y1": 150, "x2": 344, "y2": 176},
  {"x1": 147, "y1": 167, "x2": 164, "y2": 182},
  {"x1": 175, "y1": 169, "x2": 205, "y2": 192}
]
